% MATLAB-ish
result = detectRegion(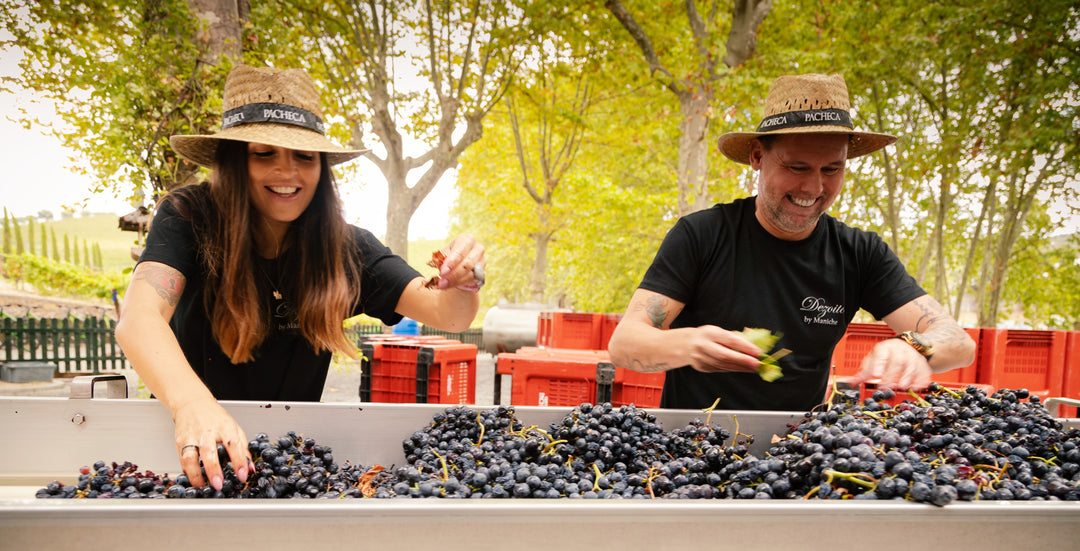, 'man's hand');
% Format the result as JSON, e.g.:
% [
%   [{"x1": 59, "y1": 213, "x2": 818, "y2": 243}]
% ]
[
  {"x1": 685, "y1": 325, "x2": 763, "y2": 374},
  {"x1": 851, "y1": 338, "x2": 932, "y2": 390}
]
